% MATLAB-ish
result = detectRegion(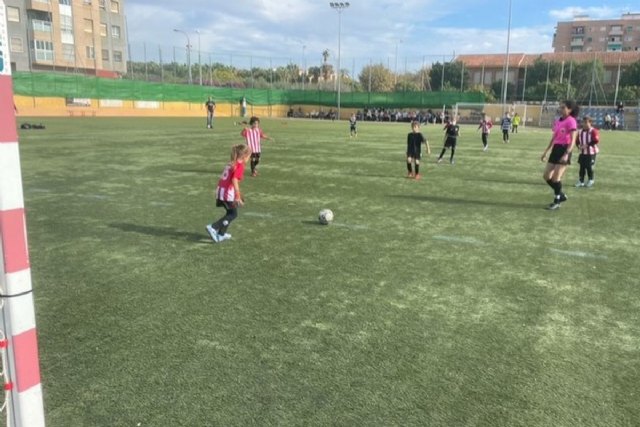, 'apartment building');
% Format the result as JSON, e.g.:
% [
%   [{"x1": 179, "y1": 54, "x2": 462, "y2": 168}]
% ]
[
  {"x1": 553, "y1": 12, "x2": 640, "y2": 53},
  {"x1": 4, "y1": 0, "x2": 128, "y2": 76}
]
